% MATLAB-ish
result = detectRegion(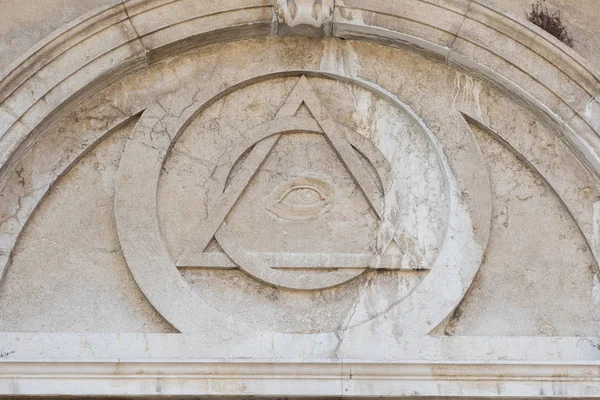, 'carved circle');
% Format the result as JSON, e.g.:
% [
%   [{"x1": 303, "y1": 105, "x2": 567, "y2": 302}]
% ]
[{"x1": 115, "y1": 72, "x2": 488, "y2": 334}]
